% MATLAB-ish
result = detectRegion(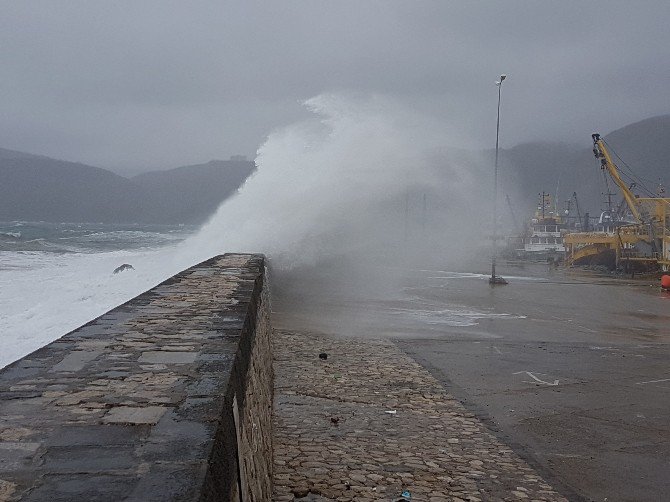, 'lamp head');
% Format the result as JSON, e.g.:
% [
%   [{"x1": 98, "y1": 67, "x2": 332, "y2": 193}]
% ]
[{"x1": 500, "y1": 74, "x2": 507, "y2": 82}]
